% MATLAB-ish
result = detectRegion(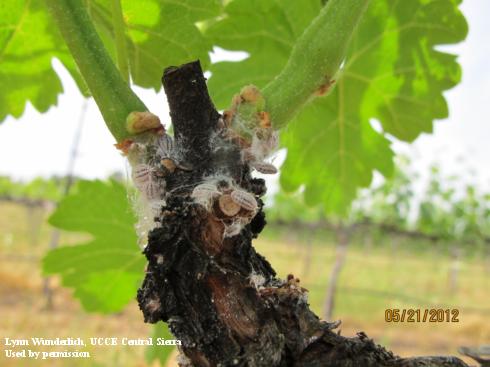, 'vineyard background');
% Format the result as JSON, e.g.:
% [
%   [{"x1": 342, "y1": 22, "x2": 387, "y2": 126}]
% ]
[
  {"x1": 0, "y1": 0, "x2": 489, "y2": 366},
  {"x1": 0, "y1": 161, "x2": 488, "y2": 366}
]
